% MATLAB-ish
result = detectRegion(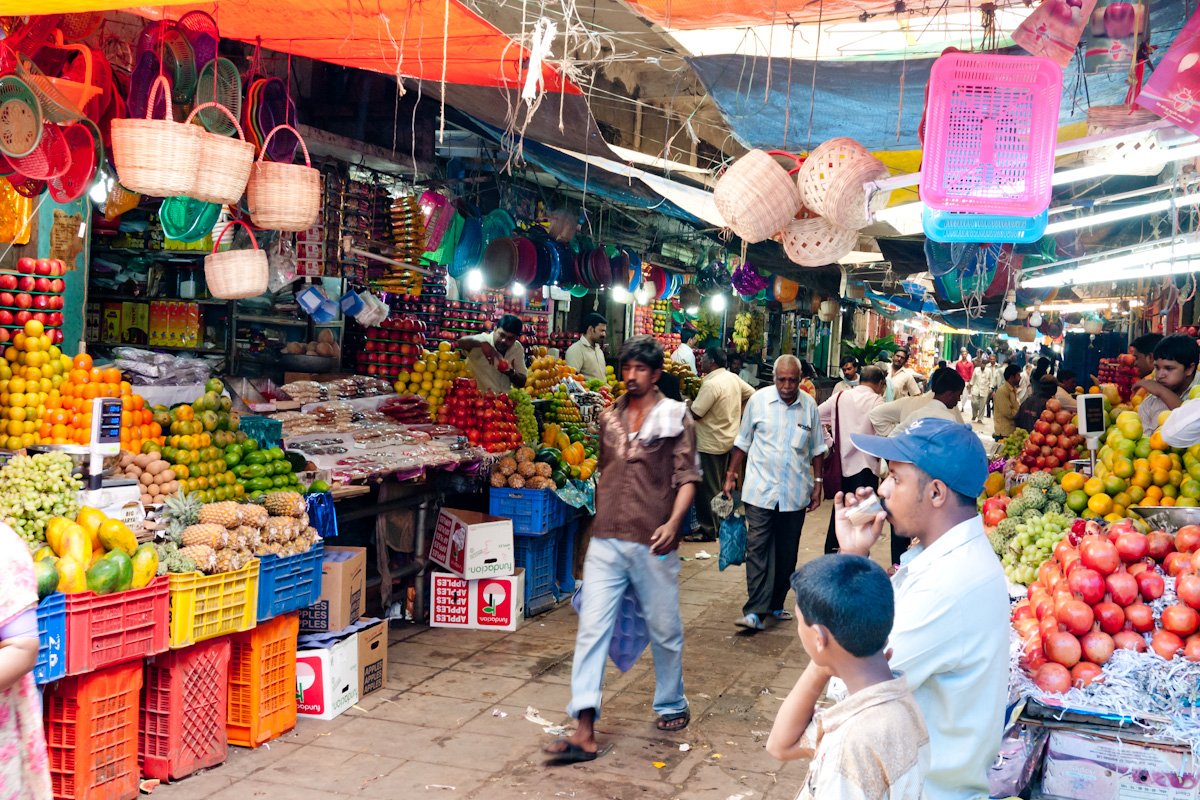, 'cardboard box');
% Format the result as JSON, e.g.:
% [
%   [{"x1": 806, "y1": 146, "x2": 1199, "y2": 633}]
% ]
[
  {"x1": 295, "y1": 632, "x2": 358, "y2": 720},
  {"x1": 430, "y1": 569, "x2": 524, "y2": 632},
  {"x1": 1040, "y1": 728, "x2": 1200, "y2": 800},
  {"x1": 355, "y1": 618, "x2": 387, "y2": 700},
  {"x1": 429, "y1": 508, "x2": 515, "y2": 580},
  {"x1": 299, "y1": 546, "x2": 366, "y2": 633}
]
